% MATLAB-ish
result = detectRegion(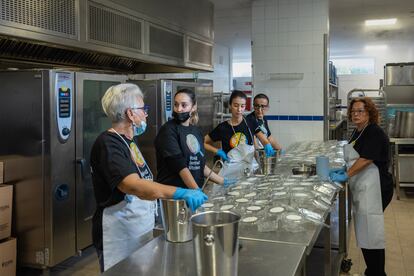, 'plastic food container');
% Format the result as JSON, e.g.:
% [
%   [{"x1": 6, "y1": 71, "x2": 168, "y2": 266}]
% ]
[
  {"x1": 241, "y1": 216, "x2": 258, "y2": 224},
  {"x1": 282, "y1": 212, "x2": 305, "y2": 232}
]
